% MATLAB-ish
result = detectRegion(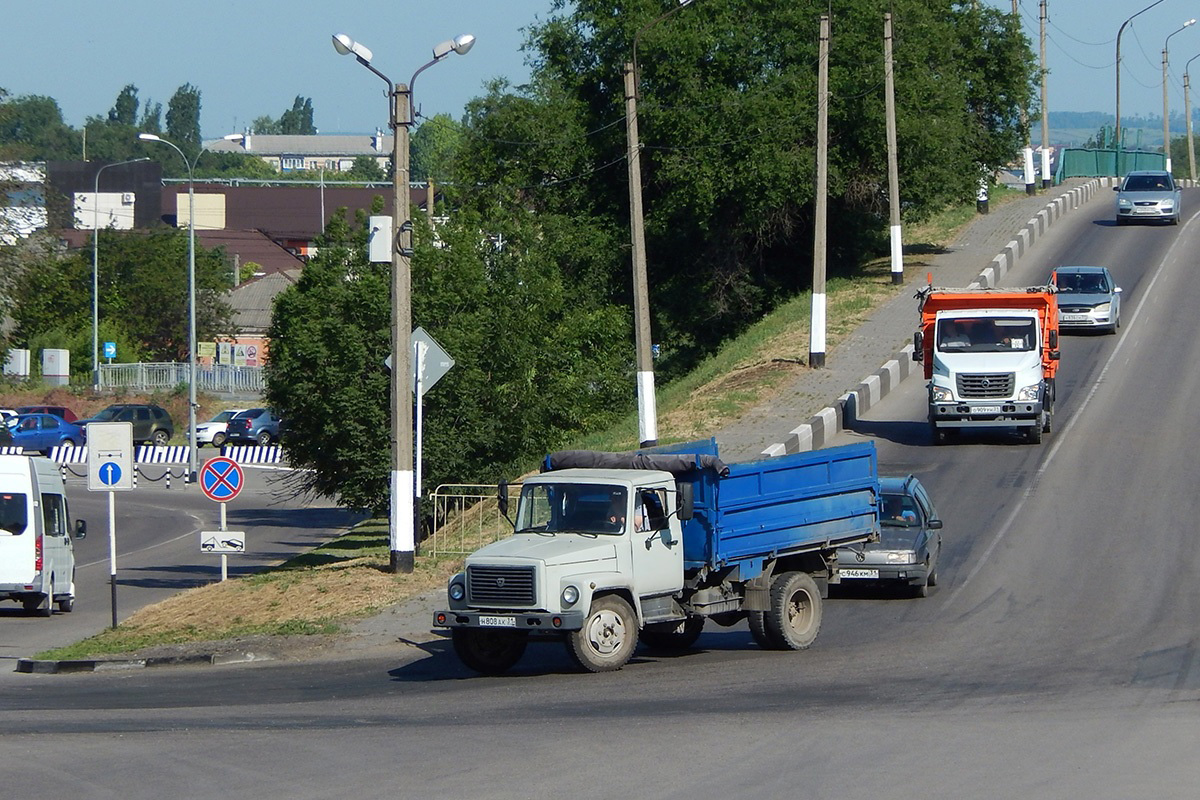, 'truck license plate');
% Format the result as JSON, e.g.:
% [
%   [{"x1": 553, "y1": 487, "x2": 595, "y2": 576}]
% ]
[
  {"x1": 973, "y1": 405, "x2": 1001, "y2": 413},
  {"x1": 479, "y1": 615, "x2": 517, "y2": 627},
  {"x1": 841, "y1": 569, "x2": 879, "y2": 579}
]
